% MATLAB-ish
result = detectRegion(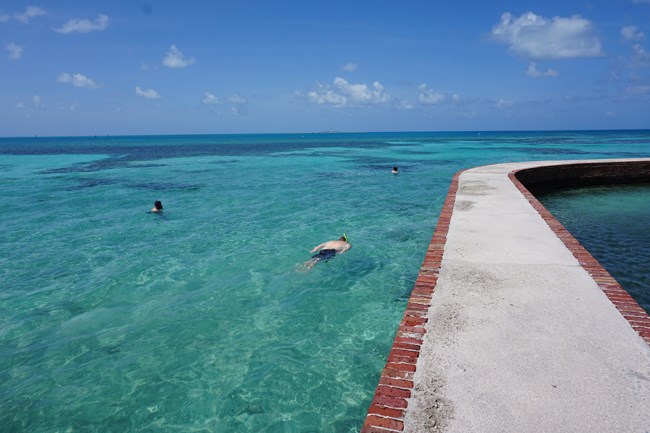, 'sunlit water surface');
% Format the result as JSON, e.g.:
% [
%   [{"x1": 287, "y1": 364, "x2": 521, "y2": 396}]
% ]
[{"x1": 1, "y1": 131, "x2": 649, "y2": 432}]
